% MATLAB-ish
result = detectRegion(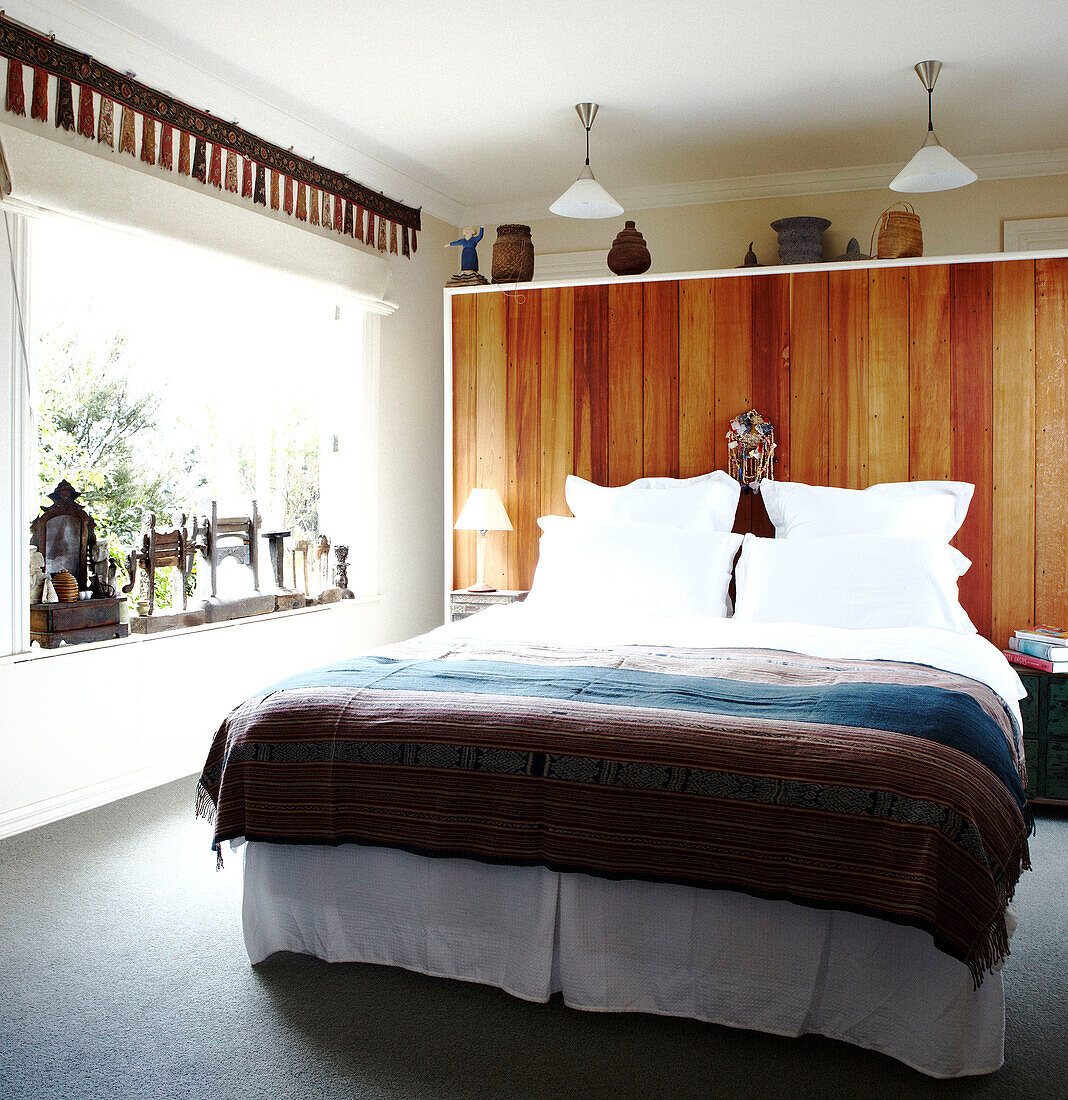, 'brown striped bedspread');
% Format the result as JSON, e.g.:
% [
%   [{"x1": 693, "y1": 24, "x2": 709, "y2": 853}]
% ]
[{"x1": 197, "y1": 638, "x2": 1032, "y2": 981}]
